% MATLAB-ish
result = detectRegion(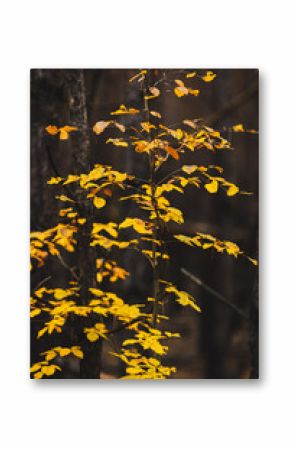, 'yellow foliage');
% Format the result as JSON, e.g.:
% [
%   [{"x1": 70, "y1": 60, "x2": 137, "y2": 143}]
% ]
[
  {"x1": 119, "y1": 217, "x2": 152, "y2": 235},
  {"x1": 93, "y1": 120, "x2": 111, "y2": 135},
  {"x1": 45, "y1": 125, "x2": 78, "y2": 140},
  {"x1": 93, "y1": 196, "x2": 106, "y2": 208},
  {"x1": 165, "y1": 284, "x2": 201, "y2": 312},
  {"x1": 201, "y1": 71, "x2": 216, "y2": 82},
  {"x1": 106, "y1": 138, "x2": 128, "y2": 147},
  {"x1": 110, "y1": 104, "x2": 139, "y2": 115}
]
